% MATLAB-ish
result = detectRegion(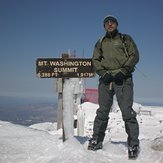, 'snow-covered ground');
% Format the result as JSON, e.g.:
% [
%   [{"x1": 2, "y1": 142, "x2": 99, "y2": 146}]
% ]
[{"x1": 0, "y1": 102, "x2": 163, "y2": 163}]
